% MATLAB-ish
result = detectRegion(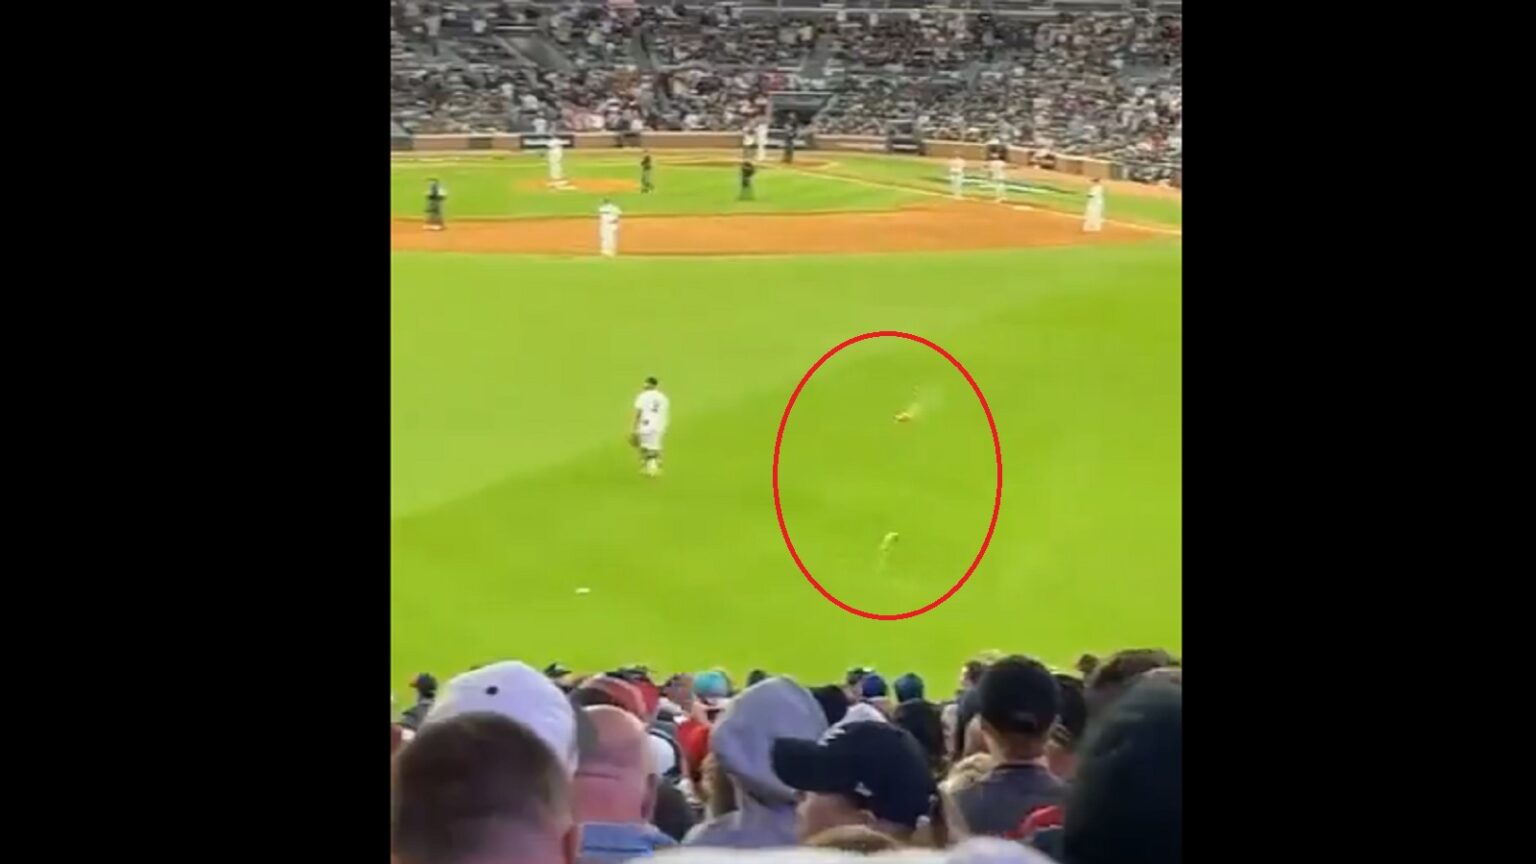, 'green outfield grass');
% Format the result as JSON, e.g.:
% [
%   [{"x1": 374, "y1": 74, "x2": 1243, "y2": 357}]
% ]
[
  {"x1": 806, "y1": 153, "x2": 1185, "y2": 228},
  {"x1": 390, "y1": 152, "x2": 1182, "y2": 694}
]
